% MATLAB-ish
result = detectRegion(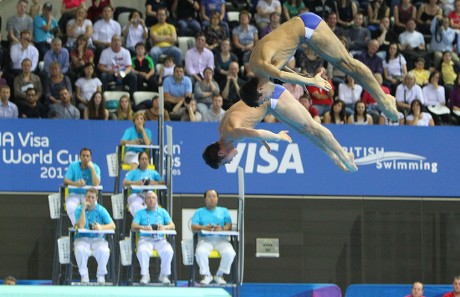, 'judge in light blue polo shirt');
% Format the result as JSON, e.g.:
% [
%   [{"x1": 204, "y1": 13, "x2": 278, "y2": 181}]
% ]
[{"x1": 162, "y1": 65, "x2": 193, "y2": 111}]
